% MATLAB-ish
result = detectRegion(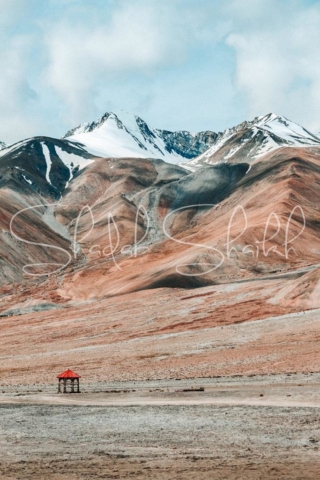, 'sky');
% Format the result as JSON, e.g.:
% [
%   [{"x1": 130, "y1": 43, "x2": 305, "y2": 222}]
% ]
[{"x1": 1, "y1": 0, "x2": 320, "y2": 144}]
